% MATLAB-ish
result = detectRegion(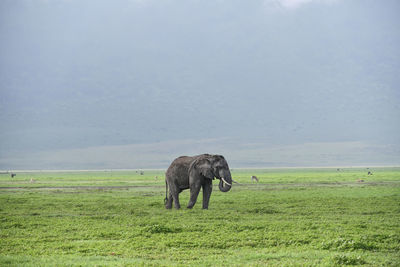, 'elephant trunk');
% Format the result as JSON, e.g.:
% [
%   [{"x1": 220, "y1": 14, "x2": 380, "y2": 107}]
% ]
[{"x1": 218, "y1": 170, "x2": 232, "y2": 192}]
